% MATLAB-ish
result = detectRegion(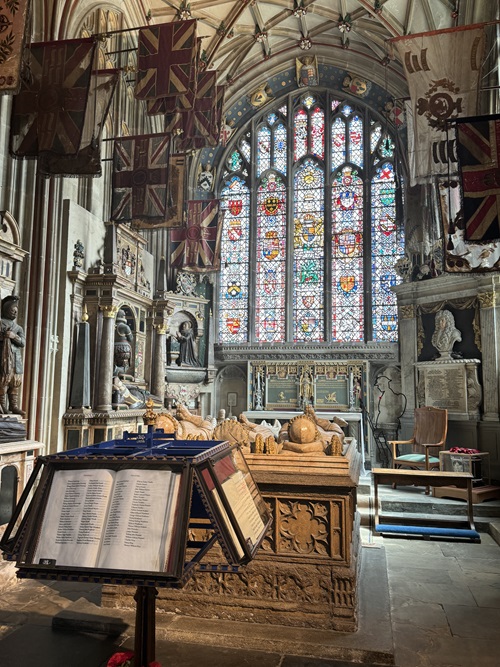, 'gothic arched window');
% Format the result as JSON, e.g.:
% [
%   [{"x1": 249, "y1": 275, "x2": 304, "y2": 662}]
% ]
[{"x1": 218, "y1": 91, "x2": 404, "y2": 345}]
